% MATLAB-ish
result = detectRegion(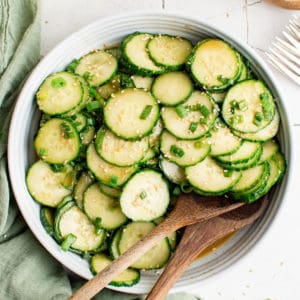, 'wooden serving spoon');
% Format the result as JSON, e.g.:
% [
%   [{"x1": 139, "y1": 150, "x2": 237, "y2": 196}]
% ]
[
  {"x1": 146, "y1": 196, "x2": 269, "y2": 300},
  {"x1": 266, "y1": 0, "x2": 300, "y2": 9},
  {"x1": 69, "y1": 193, "x2": 245, "y2": 300}
]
